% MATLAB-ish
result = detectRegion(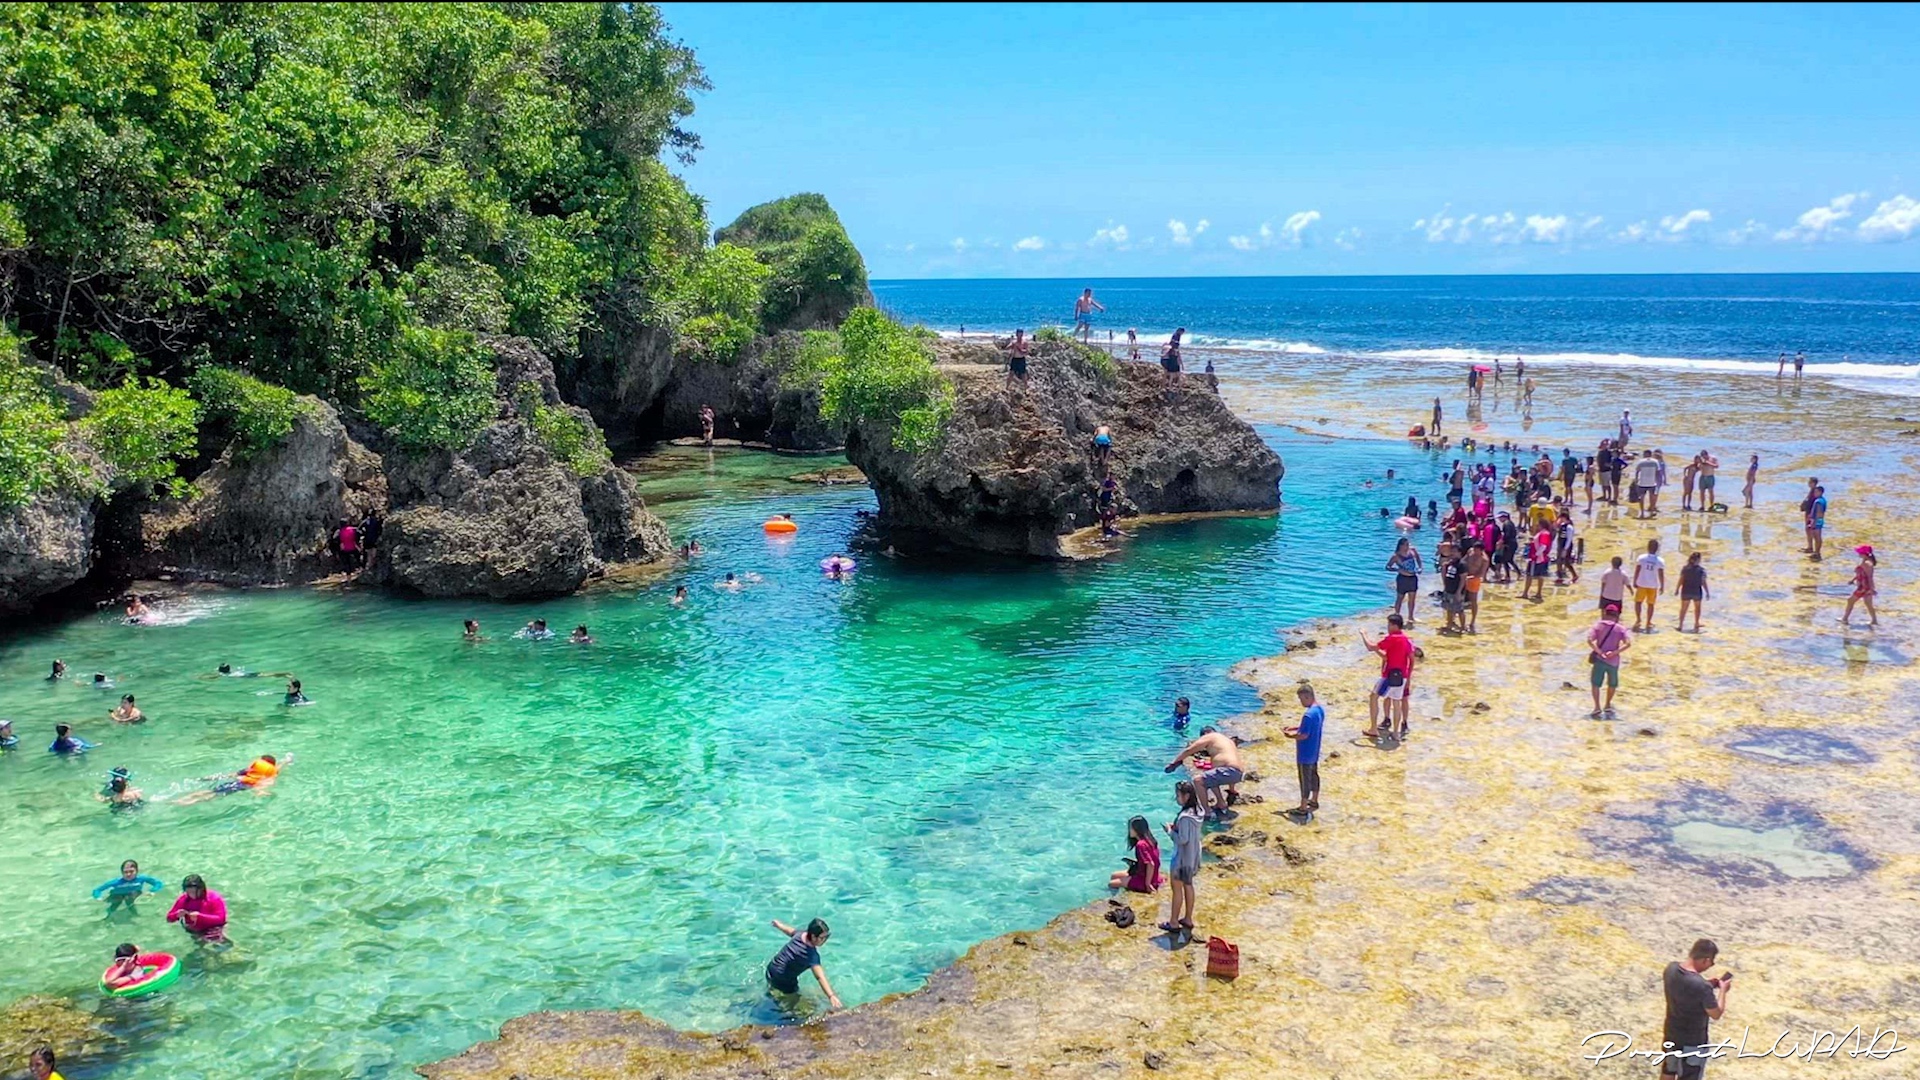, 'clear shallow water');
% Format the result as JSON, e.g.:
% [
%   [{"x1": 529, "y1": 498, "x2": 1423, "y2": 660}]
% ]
[
  {"x1": 872, "y1": 274, "x2": 1920, "y2": 378},
  {"x1": 0, "y1": 430, "x2": 1443, "y2": 1079}
]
